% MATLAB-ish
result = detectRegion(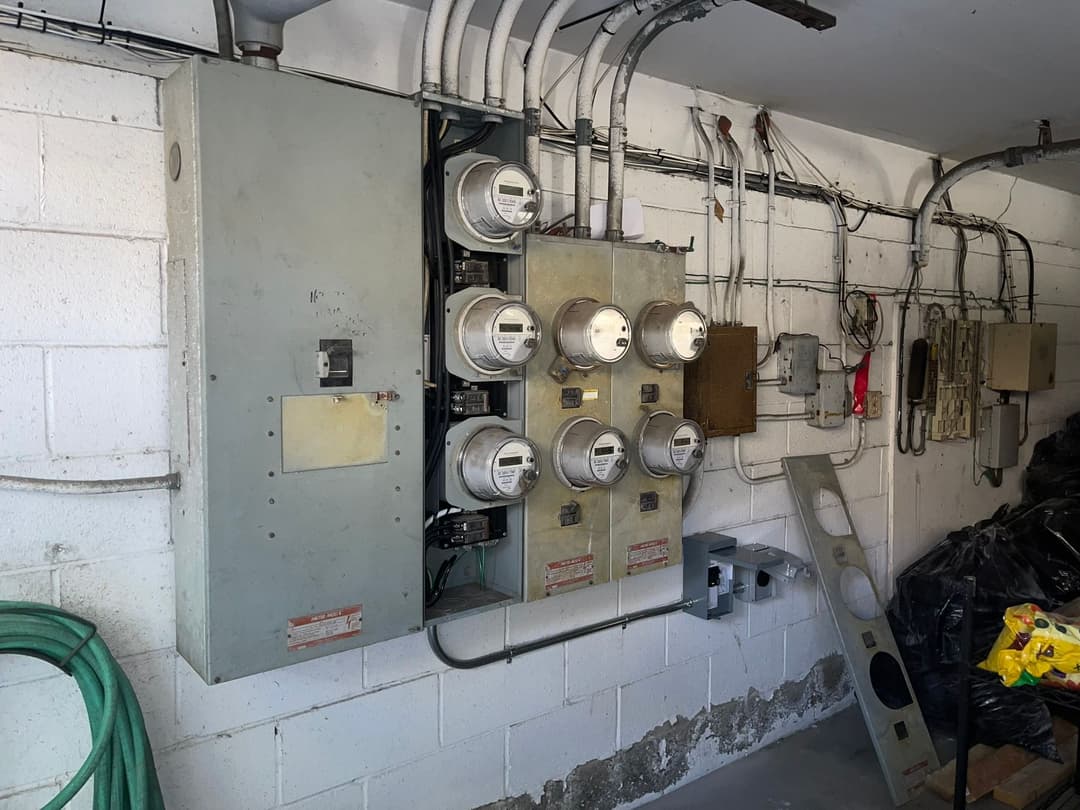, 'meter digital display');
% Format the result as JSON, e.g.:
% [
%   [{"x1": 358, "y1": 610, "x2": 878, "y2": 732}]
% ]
[
  {"x1": 637, "y1": 412, "x2": 705, "y2": 478},
  {"x1": 455, "y1": 158, "x2": 541, "y2": 242},
  {"x1": 458, "y1": 426, "x2": 541, "y2": 502},
  {"x1": 458, "y1": 292, "x2": 543, "y2": 373},
  {"x1": 552, "y1": 417, "x2": 630, "y2": 490}
]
